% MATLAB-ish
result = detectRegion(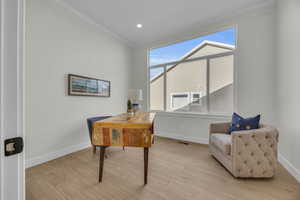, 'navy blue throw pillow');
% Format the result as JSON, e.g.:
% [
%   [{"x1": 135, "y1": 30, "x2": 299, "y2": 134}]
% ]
[{"x1": 227, "y1": 113, "x2": 260, "y2": 134}]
